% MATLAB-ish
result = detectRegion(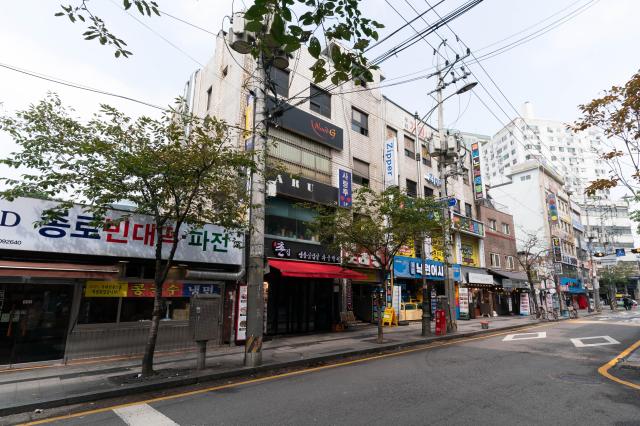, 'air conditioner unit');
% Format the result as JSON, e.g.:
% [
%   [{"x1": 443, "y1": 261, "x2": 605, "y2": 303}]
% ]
[{"x1": 227, "y1": 29, "x2": 254, "y2": 54}]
